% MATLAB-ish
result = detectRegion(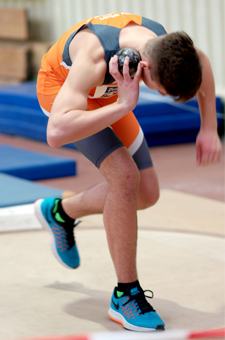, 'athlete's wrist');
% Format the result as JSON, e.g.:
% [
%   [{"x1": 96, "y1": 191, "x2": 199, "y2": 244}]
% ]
[{"x1": 116, "y1": 98, "x2": 134, "y2": 114}]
